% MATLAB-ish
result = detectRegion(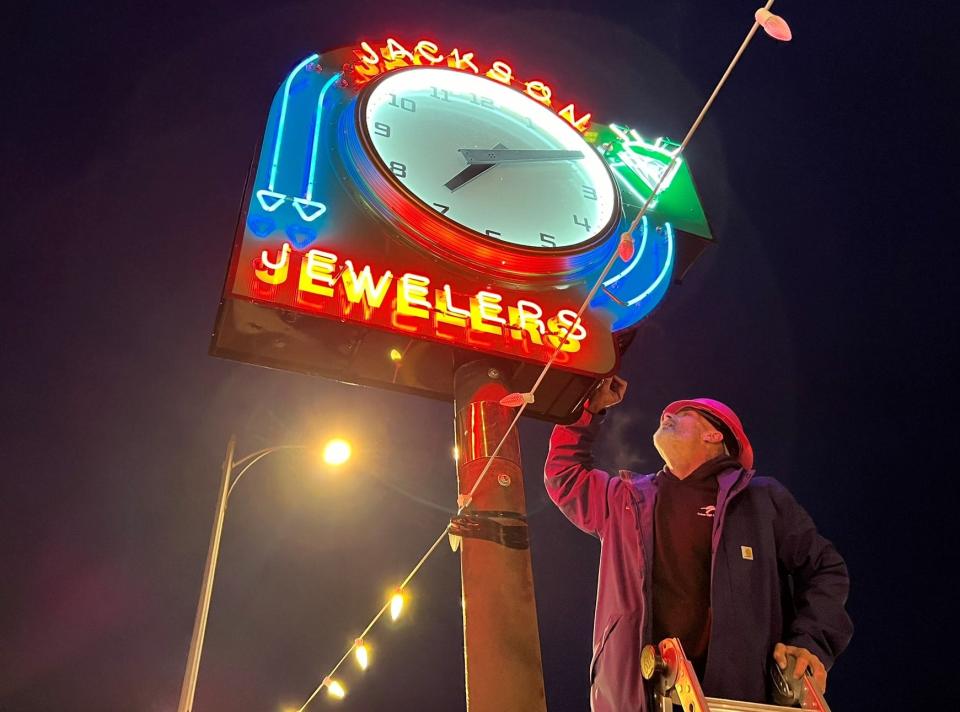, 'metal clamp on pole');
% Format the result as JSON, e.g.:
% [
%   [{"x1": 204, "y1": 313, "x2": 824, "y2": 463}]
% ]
[
  {"x1": 449, "y1": 511, "x2": 530, "y2": 550},
  {"x1": 640, "y1": 638, "x2": 833, "y2": 712}
]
